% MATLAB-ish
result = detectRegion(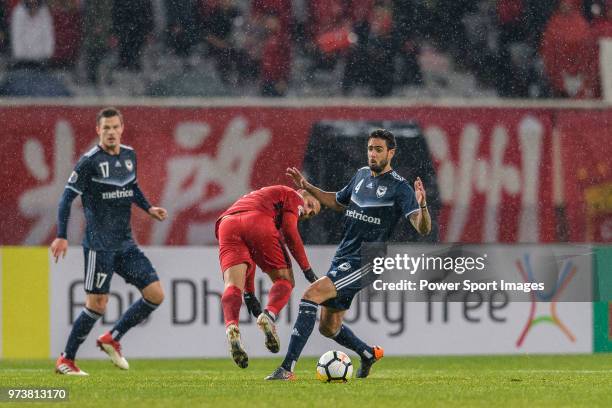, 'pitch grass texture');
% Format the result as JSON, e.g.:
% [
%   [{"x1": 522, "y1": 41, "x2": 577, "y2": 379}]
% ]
[{"x1": 2, "y1": 355, "x2": 612, "y2": 407}]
